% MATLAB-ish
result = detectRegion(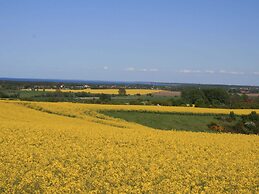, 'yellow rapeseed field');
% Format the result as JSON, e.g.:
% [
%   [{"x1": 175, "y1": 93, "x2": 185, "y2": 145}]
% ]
[
  {"x1": 73, "y1": 103, "x2": 259, "y2": 115},
  {"x1": 27, "y1": 88, "x2": 163, "y2": 95},
  {"x1": 0, "y1": 100, "x2": 258, "y2": 193}
]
